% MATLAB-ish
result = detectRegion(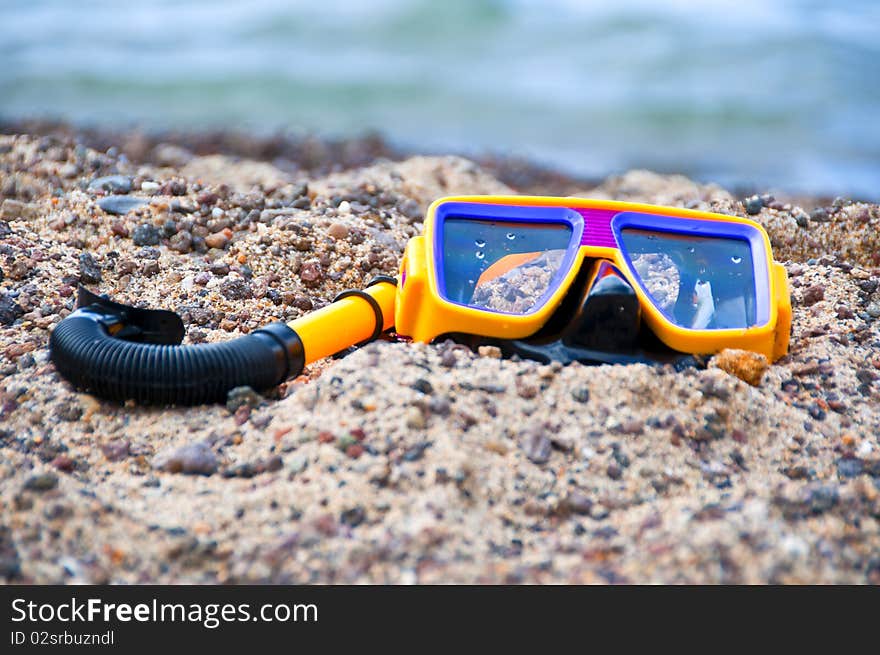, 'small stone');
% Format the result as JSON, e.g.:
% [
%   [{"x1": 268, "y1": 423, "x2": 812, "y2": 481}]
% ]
[
  {"x1": 405, "y1": 407, "x2": 426, "y2": 430},
  {"x1": 98, "y1": 195, "x2": 149, "y2": 216},
  {"x1": 101, "y1": 440, "x2": 130, "y2": 462},
  {"x1": 54, "y1": 400, "x2": 83, "y2": 422},
  {"x1": 169, "y1": 231, "x2": 192, "y2": 253},
  {"x1": 142, "y1": 261, "x2": 160, "y2": 276},
  {"x1": 711, "y1": 349, "x2": 769, "y2": 386},
  {"x1": 439, "y1": 350, "x2": 457, "y2": 368},
  {"x1": 743, "y1": 196, "x2": 763, "y2": 215},
  {"x1": 220, "y1": 278, "x2": 253, "y2": 300},
  {"x1": 571, "y1": 386, "x2": 590, "y2": 403},
  {"x1": 521, "y1": 429, "x2": 551, "y2": 464},
  {"x1": 226, "y1": 386, "x2": 262, "y2": 413},
  {"x1": 132, "y1": 223, "x2": 161, "y2": 246},
  {"x1": 809, "y1": 207, "x2": 830, "y2": 222},
  {"x1": 5, "y1": 342, "x2": 35, "y2": 359},
  {"x1": 0, "y1": 296, "x2": 24, "y2": 326},
  {"x1": 299, "y1": 261, "x2": 323, "y2": 287},
  {"x1": 866, "y1": 303, "x2": 880, "y2": 319},
  {"x1": 550, "y1": 435, "x2": 574, "y2": 452},
  {"x1": 606, "y1": 463, "x2": 623, "y2": 480},
  {"x1": 411, "y1": 379, "x2": 433, "y2": 394},
  {"x1": 88, "y1": 175, "x2": 132, "y2": 194},
  {"x1": 51, "y1": 455, "x2": 75, "y2": 473},
  {"x1": 562, "y1": 491, "x2": 593, "y2": 515},
  {"x1": 24, "y1": 472, "x2": 59, "y2": 492},
  {"x1": 616, "y1": 419, "x2": 644, "y2": 435},
  {"x1": 153, "y1": 442, "x2": 218, "y2": 476},
  {"x1": 327, "y1": 223, "x2": 349, "y2": 240},
  {"x1": 59, "y1": 162, "x2": 79, "y2": 178},
  {"x1": 209, "y1": 261, "x2": 230, "y2": 276},
  {"x1": 801, "y1": 284, "x2": 825, "y2": 306},
  {"x1": 477, "y1": 345, "x2": 502, "y2": 359},
  {"x1": 836, "y1": 458, "x2": 863, "y2": 479},
  {"x1": 204, "y1": 232, "x2": 230, "y2": 249},
  {"x1": 340, "y1": 506, "x2": 366, "y2": 528},
  {"x1": 78, "y1": 252, "x2": 102, "y2": 284}
]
